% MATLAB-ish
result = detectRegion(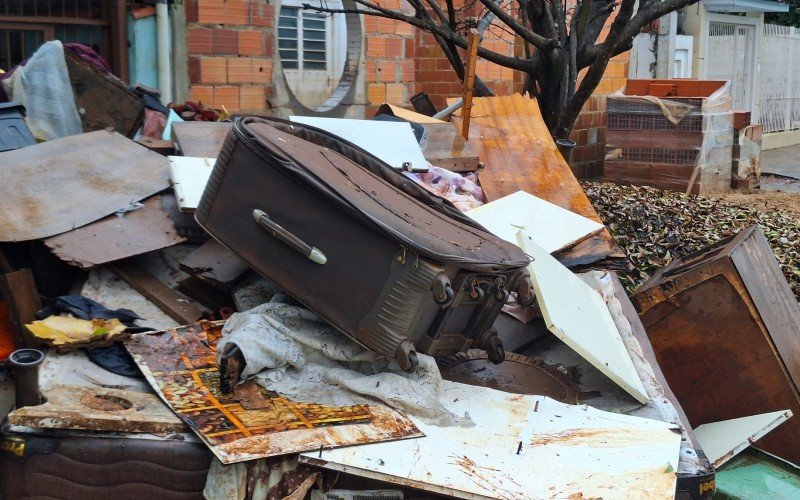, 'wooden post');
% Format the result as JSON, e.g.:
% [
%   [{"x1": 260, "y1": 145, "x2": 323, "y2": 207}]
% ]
[{"x1": 461, "y1": 29, "x2": 480, "y2": 140}]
